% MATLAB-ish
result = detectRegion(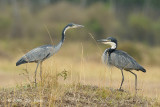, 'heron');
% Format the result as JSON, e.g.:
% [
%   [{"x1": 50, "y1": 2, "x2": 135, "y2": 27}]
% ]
[
  {"x1": 16, "y1": 23, "x2": 84, "y2": 86},
  {"x1": 97, "y1": 37, "x2": 146, "y2": 93}
]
